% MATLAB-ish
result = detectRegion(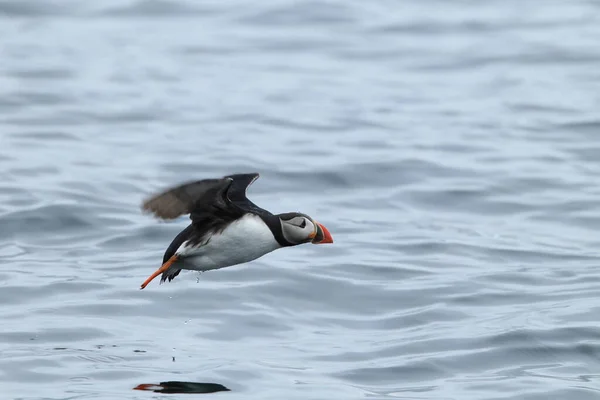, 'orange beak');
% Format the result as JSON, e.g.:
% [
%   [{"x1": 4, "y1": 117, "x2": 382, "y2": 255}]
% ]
[
  {"x1": 140, "y1": 255, "x2": 178, "y2": 290},
  {"x1": 311, "y1": 222, "x2": 333, "y2": 244},
  {"x1": 133, "y1": 384, "x2": 161, "y2": 391}
]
